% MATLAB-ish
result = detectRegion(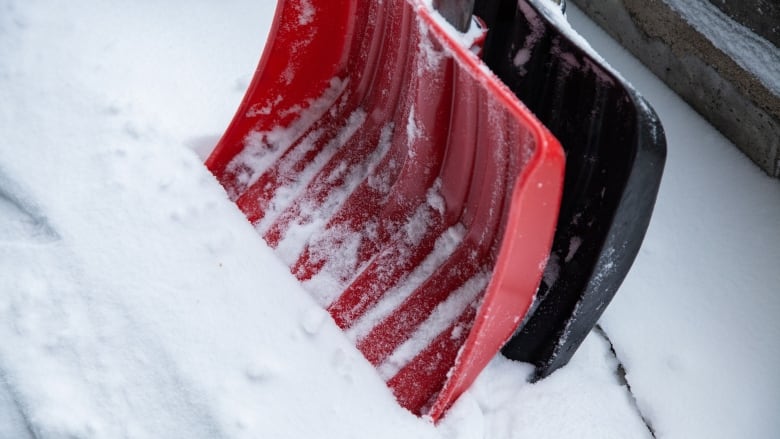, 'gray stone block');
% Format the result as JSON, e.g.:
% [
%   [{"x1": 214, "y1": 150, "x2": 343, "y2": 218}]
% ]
[{"x1": 571, "y1": 0, "x2": 780, "y2": 178}]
